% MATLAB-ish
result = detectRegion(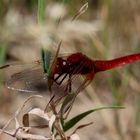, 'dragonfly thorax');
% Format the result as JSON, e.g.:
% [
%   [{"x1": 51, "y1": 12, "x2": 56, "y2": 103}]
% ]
[
  {"x1": 67, "y1": 53, "x2": 95, "y2": 75},
  {"x1": 54, "y1": 53, "x2": 95, "y2": 76},
  {"x1": 62, "y1": 53, "x2": 94, "y2": 74}
]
